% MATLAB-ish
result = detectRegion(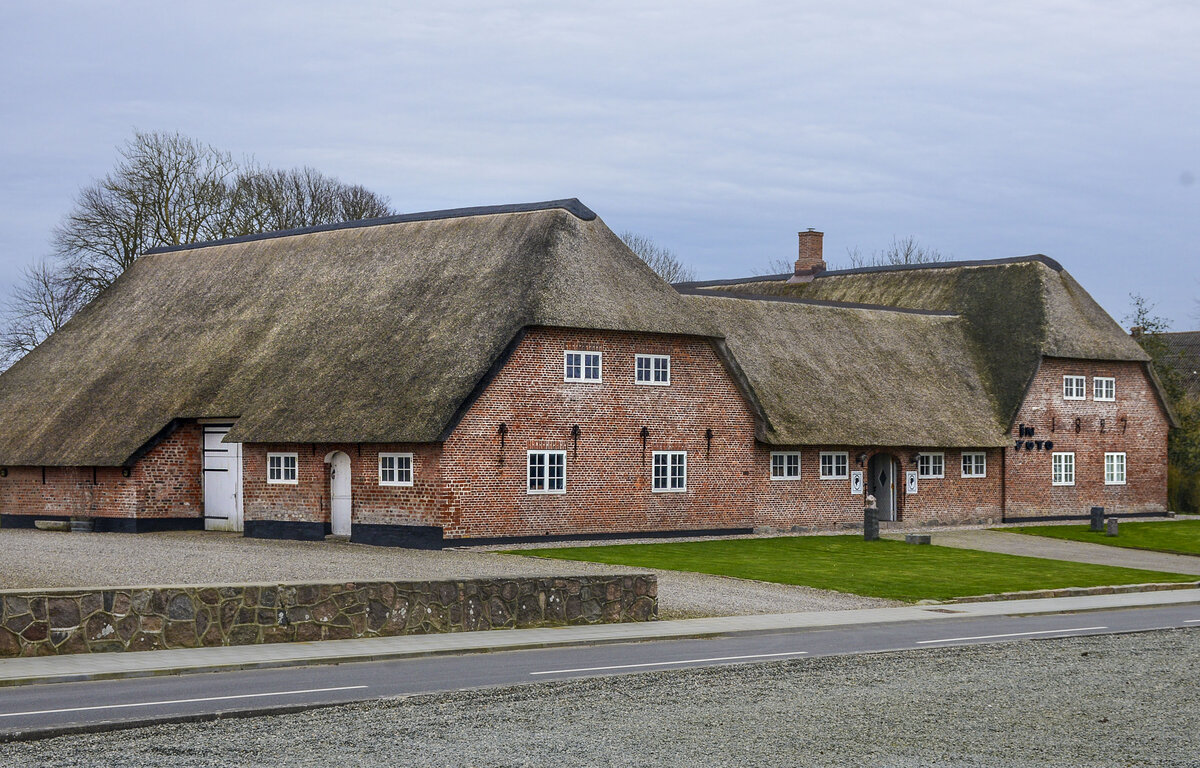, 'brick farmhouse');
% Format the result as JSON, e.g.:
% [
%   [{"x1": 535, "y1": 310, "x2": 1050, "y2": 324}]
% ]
[{"x1": 0, "y1": 200, "x2": 1177, "y2": 547}]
